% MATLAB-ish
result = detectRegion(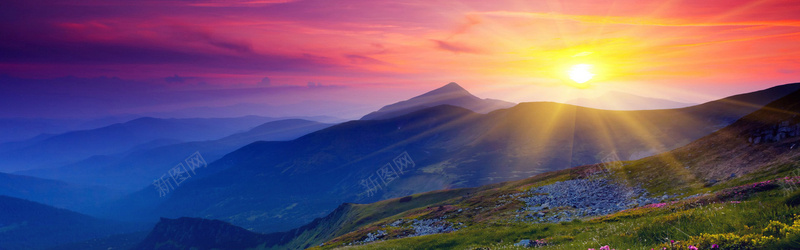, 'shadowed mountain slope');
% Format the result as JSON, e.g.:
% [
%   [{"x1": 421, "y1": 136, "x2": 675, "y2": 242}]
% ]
[{"x1": 0, "y1": 195, "x2": 143, "y2": 250}]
